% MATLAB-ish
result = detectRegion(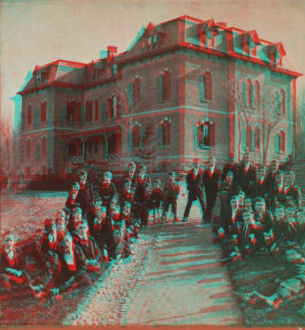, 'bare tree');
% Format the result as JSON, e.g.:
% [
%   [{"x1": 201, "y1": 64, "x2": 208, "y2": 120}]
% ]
[
  {"x1": 261, "y1": 89, "x2": 286, "y2": 165},
  {"x1": 295, "y1": 92, "x2": 305, "y2": 159}
]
